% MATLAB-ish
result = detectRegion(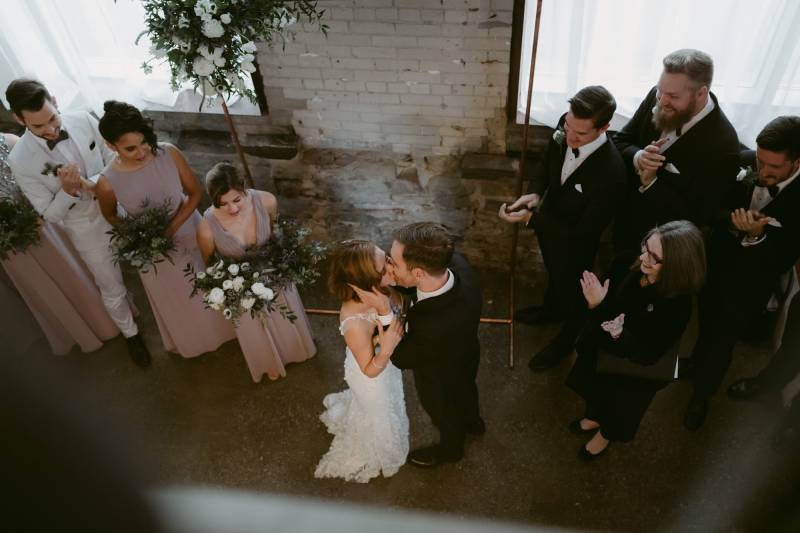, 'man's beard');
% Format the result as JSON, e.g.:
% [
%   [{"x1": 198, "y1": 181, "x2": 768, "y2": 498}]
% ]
[{"x1": 651, "y1": 100, "x2": 696, "y2": 133}]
